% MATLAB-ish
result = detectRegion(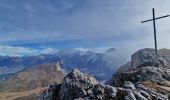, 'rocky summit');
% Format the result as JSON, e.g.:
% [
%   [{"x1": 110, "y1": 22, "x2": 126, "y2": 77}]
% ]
[
  {"x1": 39, "y1": 48, "x2": 170, "y2": 100},
  {"x1": 107, "y1": 48, "x2": 170, "y2": 99}
]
